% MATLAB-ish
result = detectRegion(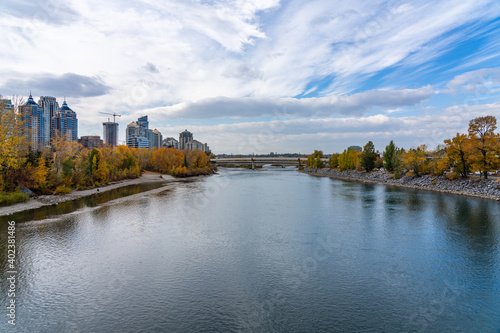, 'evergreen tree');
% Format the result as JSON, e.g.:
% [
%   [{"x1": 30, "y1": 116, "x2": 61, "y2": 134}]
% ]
[{"x1": 361, "y1": 141, "x2": 377, "y2": 172}]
